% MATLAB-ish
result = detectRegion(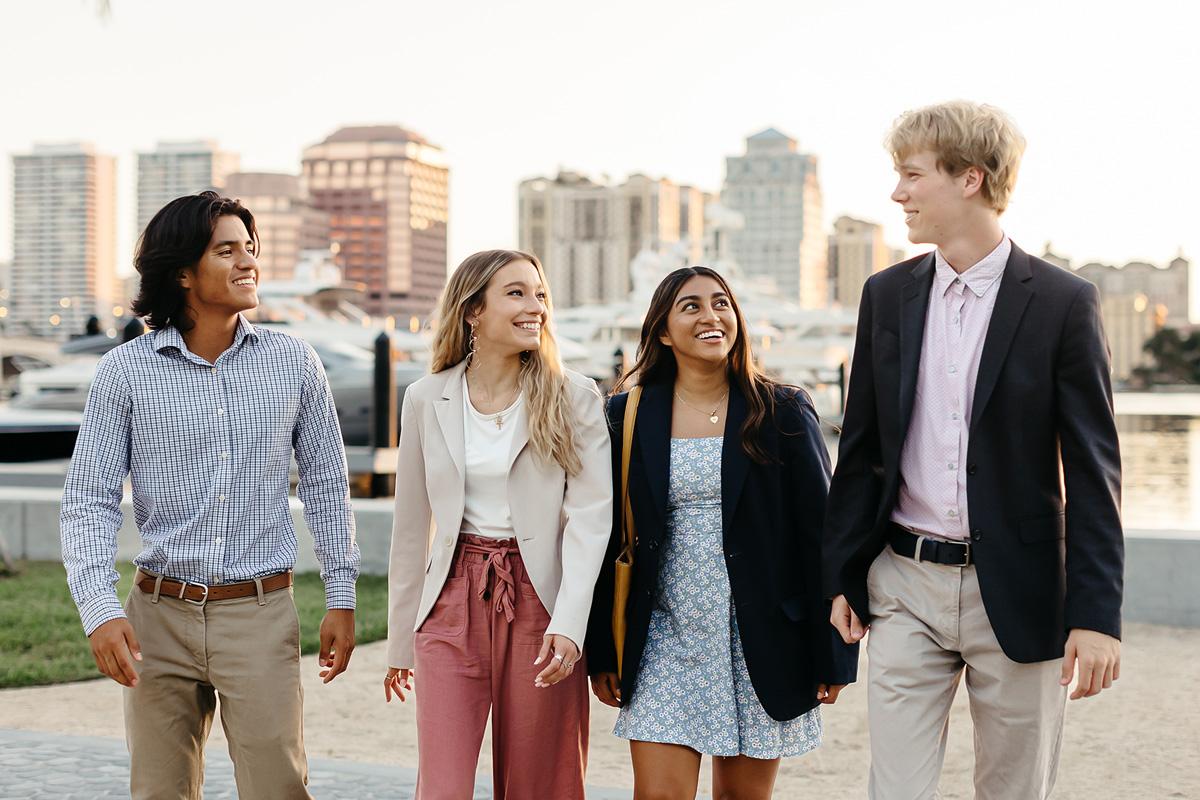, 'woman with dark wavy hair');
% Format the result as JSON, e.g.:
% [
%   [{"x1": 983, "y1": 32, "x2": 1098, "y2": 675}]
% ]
[{"x1": 585, "y1": 266, "x2": 858, "y2": 799}]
